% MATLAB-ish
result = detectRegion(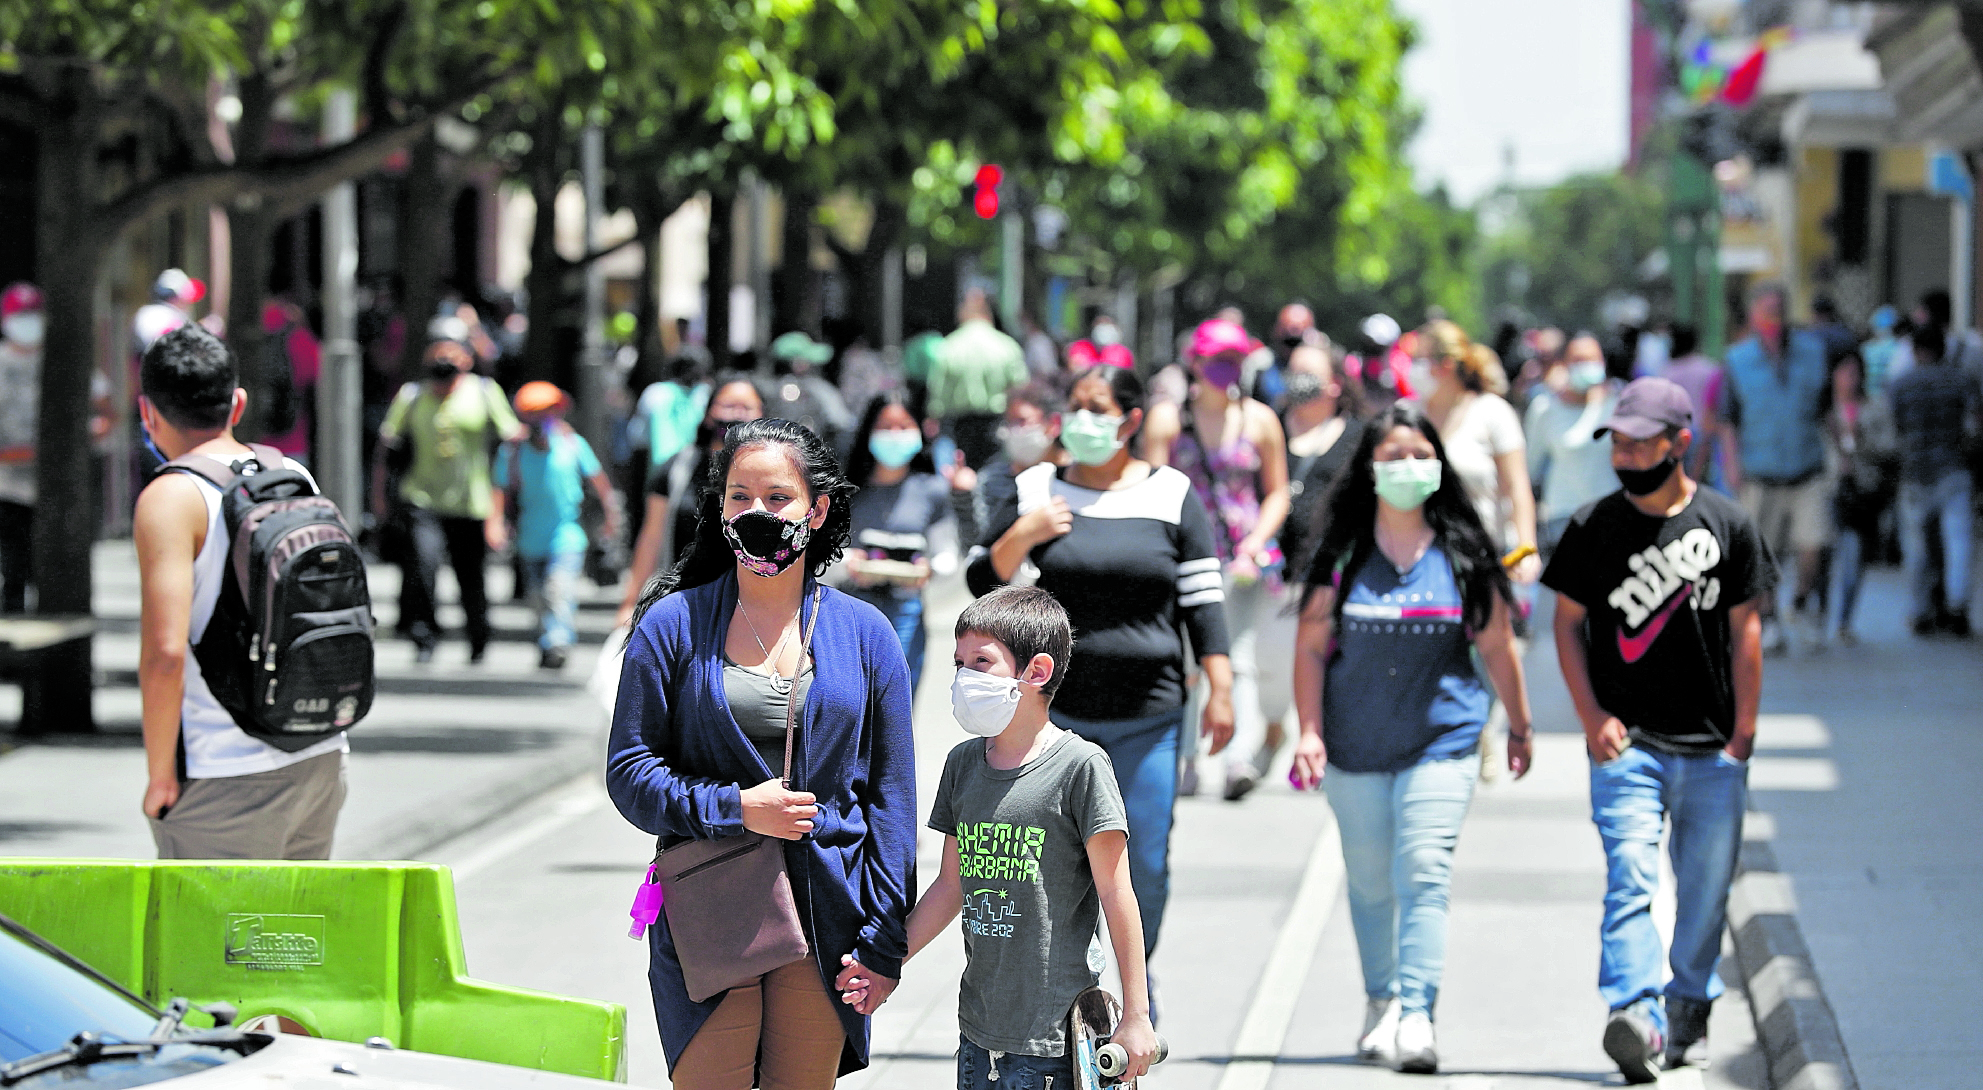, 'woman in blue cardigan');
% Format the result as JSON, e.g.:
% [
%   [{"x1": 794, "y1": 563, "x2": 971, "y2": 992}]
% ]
[{"x1": 609, "y1": 418, "x2": 918, "y2": 1088}]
